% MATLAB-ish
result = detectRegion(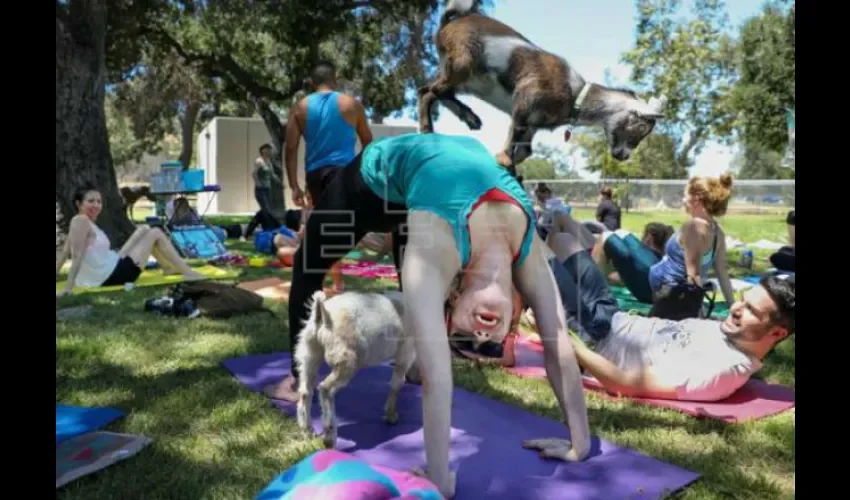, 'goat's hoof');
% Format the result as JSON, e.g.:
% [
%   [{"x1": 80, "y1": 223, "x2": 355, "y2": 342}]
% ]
[
  {"x1": 464, "y1": 114, "x2": 482, "y2": 130},
  {"x1": 419, "y1": 125, "x2": 434, "y2": 134},
  {"x1": 383, "y1": 410, "x2": 399, "y2": 425},
  {"x1": 321, "y1": 429, "x2": 337, "y2": 449}
]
